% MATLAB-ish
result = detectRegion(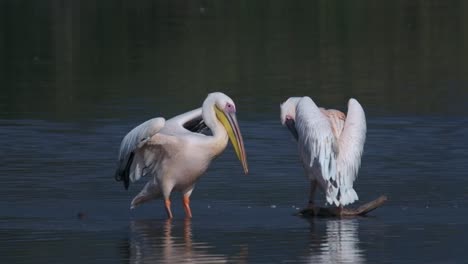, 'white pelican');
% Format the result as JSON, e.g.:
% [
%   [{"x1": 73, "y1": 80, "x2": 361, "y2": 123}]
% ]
[
  {"x1": 280, "y1": 97, "x2": 366, "y2": 211},
  {"x1": 115, "y1": 92, "x2": 248, "y2": 219}
]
